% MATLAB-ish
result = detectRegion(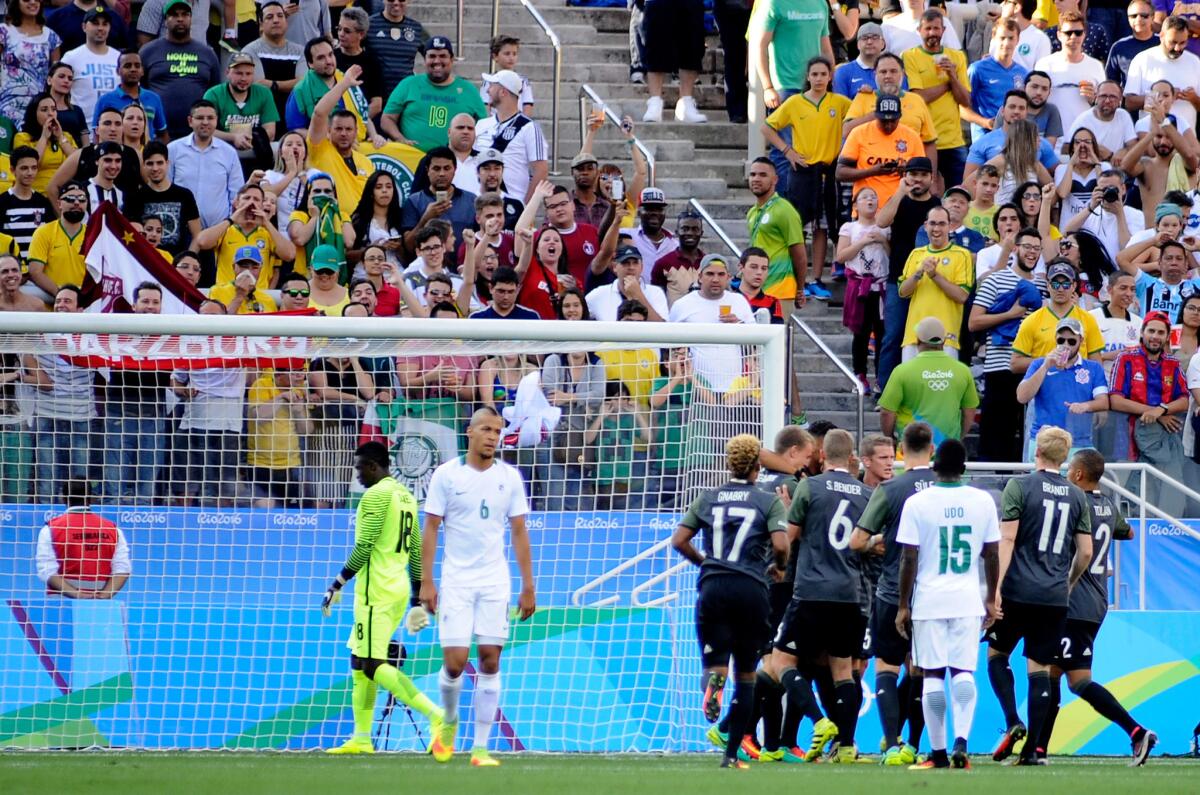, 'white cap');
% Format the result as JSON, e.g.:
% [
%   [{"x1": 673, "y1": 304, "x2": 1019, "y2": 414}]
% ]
[{"x1": 482, "y1": 69, "x2": 523, "y2": 98}]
